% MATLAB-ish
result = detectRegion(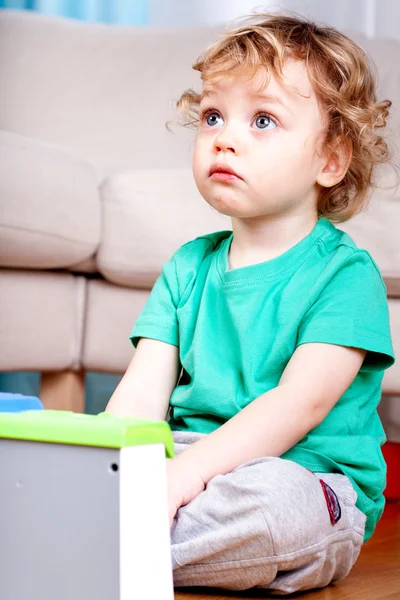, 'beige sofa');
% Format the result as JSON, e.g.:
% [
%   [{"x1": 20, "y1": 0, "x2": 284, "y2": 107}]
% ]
[{"x1": 0, "y1": 10, "x2": 399, "y2": 432}]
